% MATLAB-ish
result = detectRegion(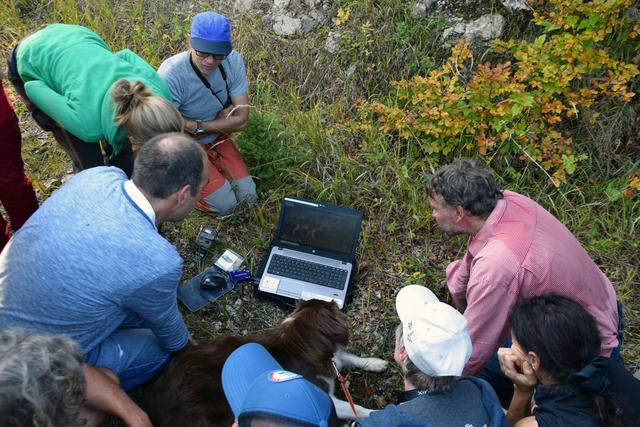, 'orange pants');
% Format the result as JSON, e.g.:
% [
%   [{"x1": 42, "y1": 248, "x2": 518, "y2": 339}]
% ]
[{"x1": 197, "y1": 134, "x2": 256, "y2": 215}]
